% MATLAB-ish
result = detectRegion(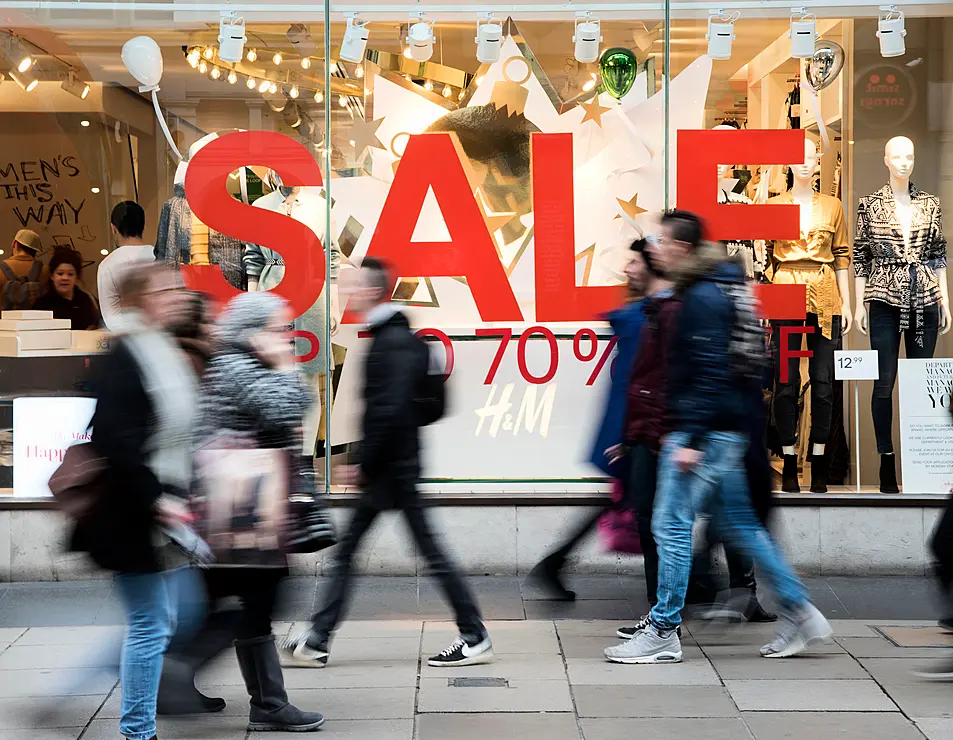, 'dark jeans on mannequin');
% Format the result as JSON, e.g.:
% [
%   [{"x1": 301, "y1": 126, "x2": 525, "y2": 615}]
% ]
[
  {"x1": 868, "y1": 300, "x2": 939, "y2": 454},
  {"x1": 771, "y1": 313, "x2": 841, "y2": 446}
]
